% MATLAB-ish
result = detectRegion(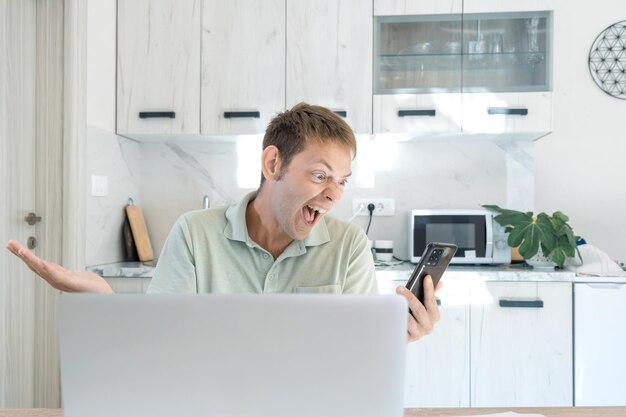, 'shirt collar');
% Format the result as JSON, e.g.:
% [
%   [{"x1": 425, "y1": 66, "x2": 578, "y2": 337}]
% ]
[{"x1": 224, "y1": 191, "x2": 330, "y2": 247}]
